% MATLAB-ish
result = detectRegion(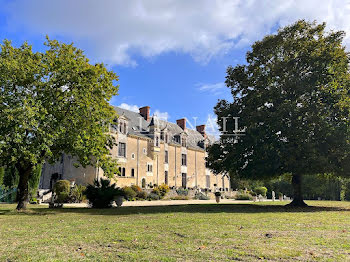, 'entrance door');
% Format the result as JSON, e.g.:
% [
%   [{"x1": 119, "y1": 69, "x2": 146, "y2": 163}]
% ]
[{"x1": 182, "y1": 173, "x2": 187, "y2": 188}]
